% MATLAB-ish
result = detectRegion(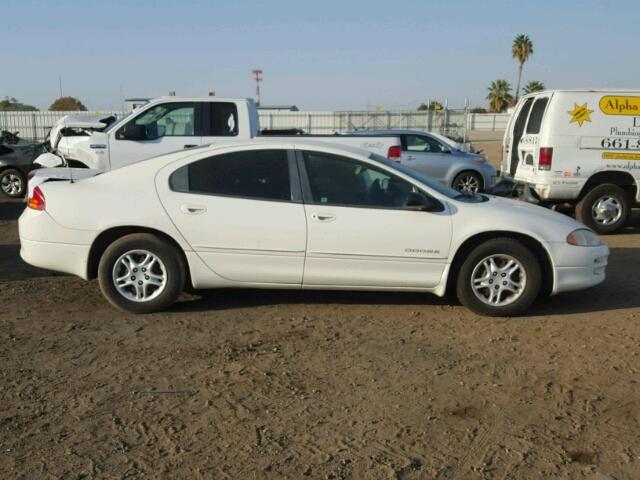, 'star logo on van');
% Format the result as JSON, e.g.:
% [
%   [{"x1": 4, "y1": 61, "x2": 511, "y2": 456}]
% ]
[{"x1": 568, "y1": 103, "x2": 593, "y2": 127}]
